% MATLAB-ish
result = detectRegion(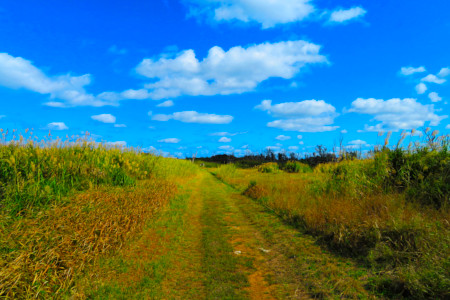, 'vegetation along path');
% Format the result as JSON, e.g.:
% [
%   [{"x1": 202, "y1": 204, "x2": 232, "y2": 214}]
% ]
[{"x1": 78, "y1": 170, "x2": 376, "y2": 299}]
